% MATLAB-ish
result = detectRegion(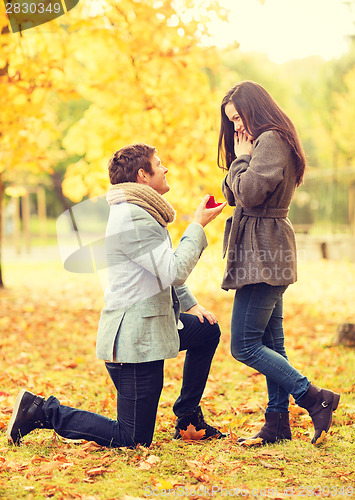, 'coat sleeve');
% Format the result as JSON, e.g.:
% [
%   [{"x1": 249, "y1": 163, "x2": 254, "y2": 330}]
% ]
[
  {"x1": 174, "y1": 283, "x2": 198, "y2": 312},
  {"x1": 226, "y1": 131, "x2": 287, "y2": 208},
  {"x1": 222, "y1": 176, "x2": 236, "y2": 206},
  {"x1": 106, "y1": 205, "x2": 207, "y2": 289}
]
